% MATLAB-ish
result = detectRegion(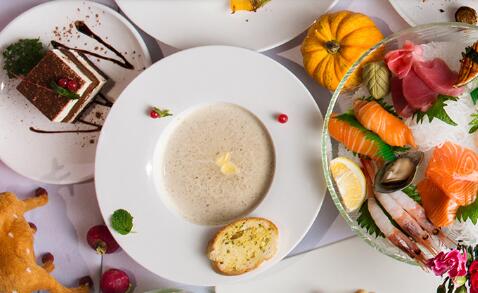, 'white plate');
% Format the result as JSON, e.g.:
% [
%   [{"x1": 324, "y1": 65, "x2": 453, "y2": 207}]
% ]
[
  {"x1": 95, "y1": 46, "x2": 325, "y2": 286},
  {"x1": 389, "y1": 0, "x2": 475, "y2": 26},
  {"x1": 115, "y1": 0, "x2": 338, "y2": 52},
  {"x1": 0, "y1": 0, "x2": 151, "y2": 184}
]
